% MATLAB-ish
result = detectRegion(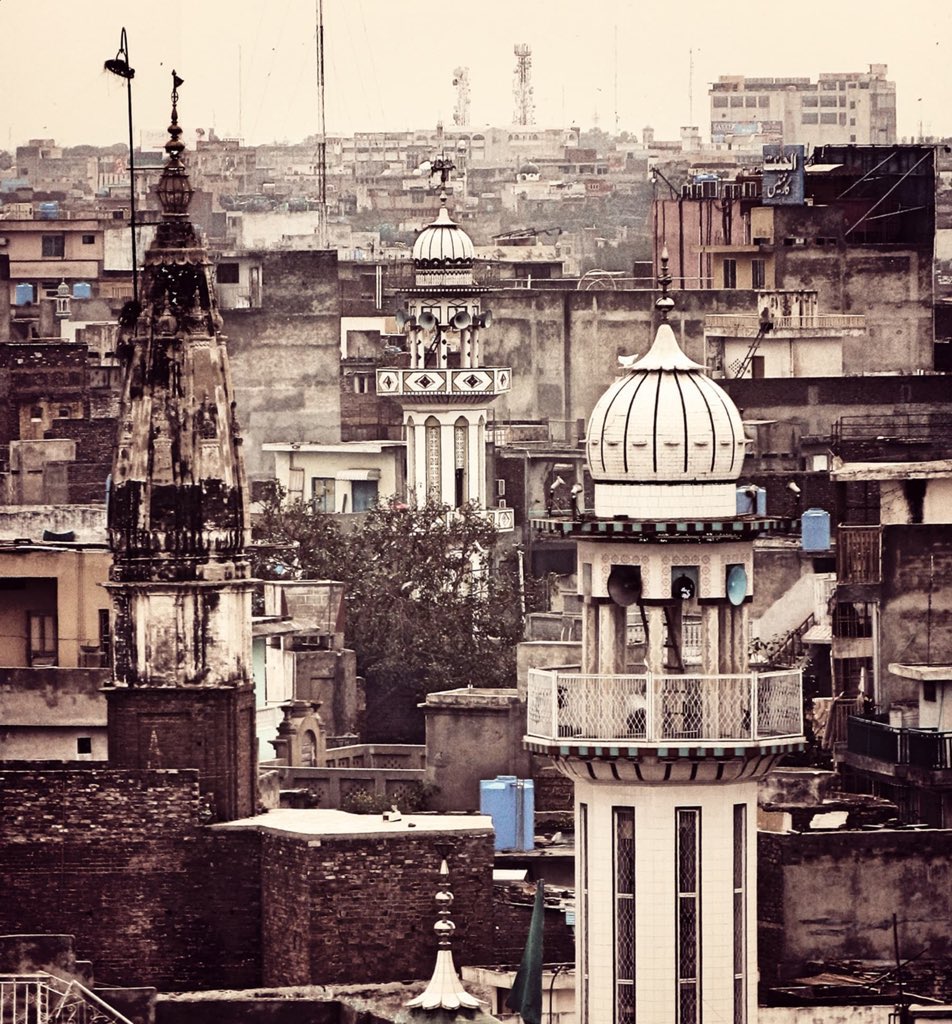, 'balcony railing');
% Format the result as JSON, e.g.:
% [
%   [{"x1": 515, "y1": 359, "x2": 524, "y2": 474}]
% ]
[
  {"x1": 376, "y1": 366, "x2": 512, "y2": 399},
  {"x1": 705, "y1": 313, "x2": 865, "y2": 336},
  {"x1": 526, "y1": 668, "x2": 803, "y2": 747},
  {"x1": 847, "y1": 716, "x2": 952, "y2": 771},
  {"x1": 836, "y1": 526, "x2": 882, "y2": 585}
]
